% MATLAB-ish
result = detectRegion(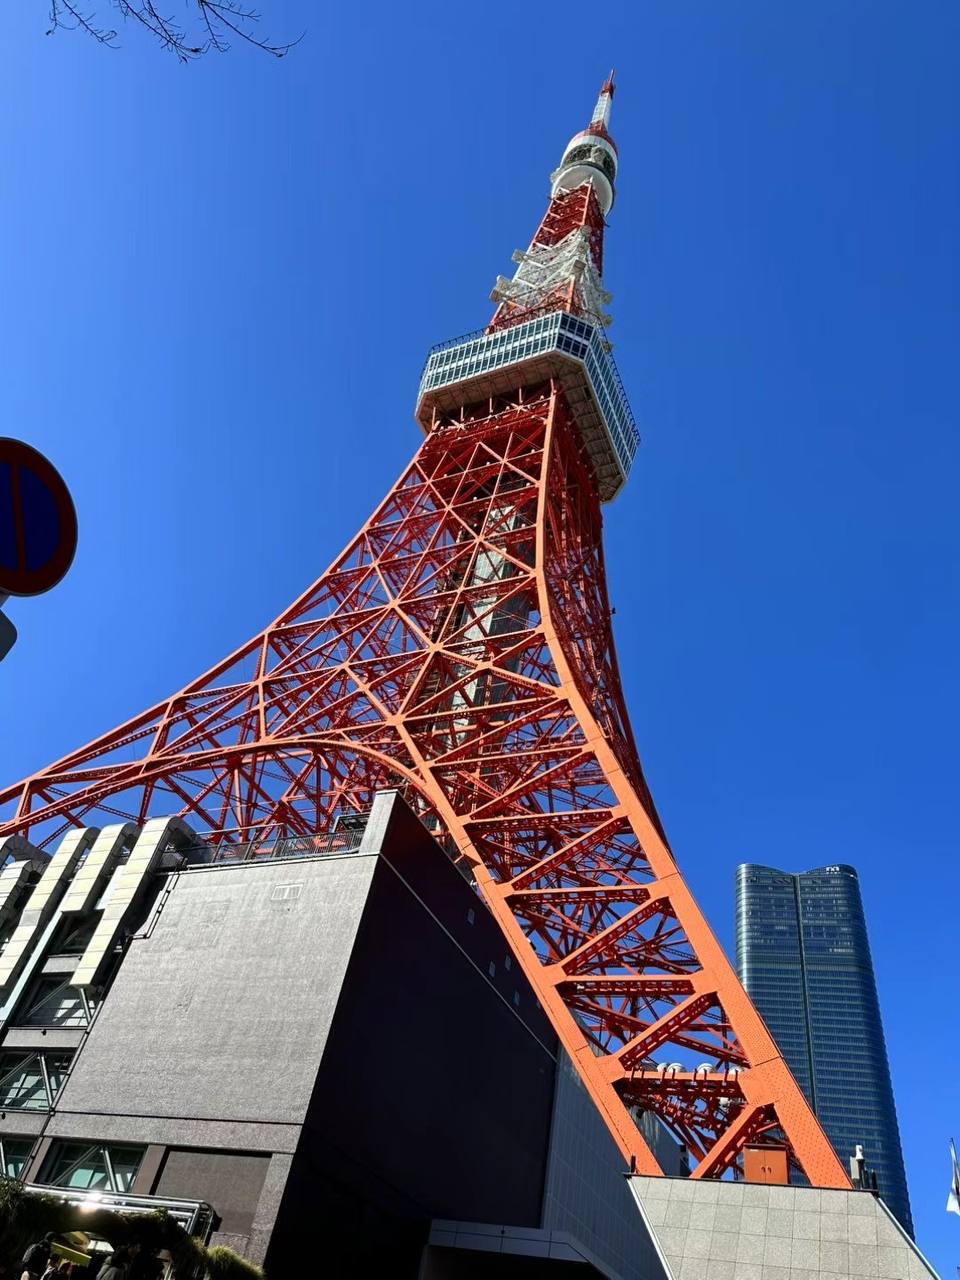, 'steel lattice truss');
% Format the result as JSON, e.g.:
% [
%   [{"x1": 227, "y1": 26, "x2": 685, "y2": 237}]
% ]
[
  {"x1": 491, "y1": 184, "x2": 607, "y2": 332},
  {"x1": 0, "y1": 385, "x2": 847, "y2": 1185}
]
